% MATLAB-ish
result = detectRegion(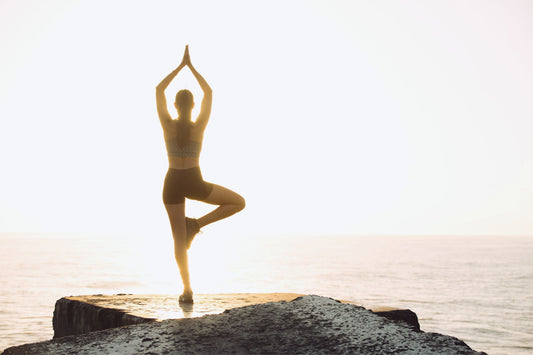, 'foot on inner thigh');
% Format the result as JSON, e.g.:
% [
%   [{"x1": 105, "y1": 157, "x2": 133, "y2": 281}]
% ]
[{"x1": 185, "y1": 218, "x2": 201, "y2": 249}]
